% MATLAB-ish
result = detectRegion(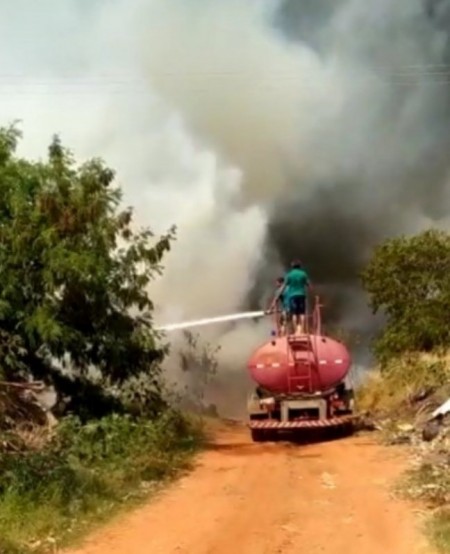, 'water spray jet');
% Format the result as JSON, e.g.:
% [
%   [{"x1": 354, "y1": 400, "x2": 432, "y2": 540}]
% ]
[{"x1": 155, "y1": 310, "x2": 267, "y2": 332}]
